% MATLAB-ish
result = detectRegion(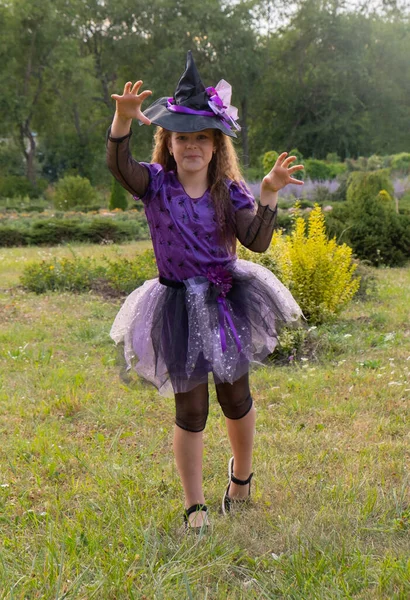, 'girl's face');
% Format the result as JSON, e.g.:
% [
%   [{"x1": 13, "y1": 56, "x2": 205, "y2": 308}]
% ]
[{"x1": 168, "y1": 130, "x2": 216, "y2": 177}]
